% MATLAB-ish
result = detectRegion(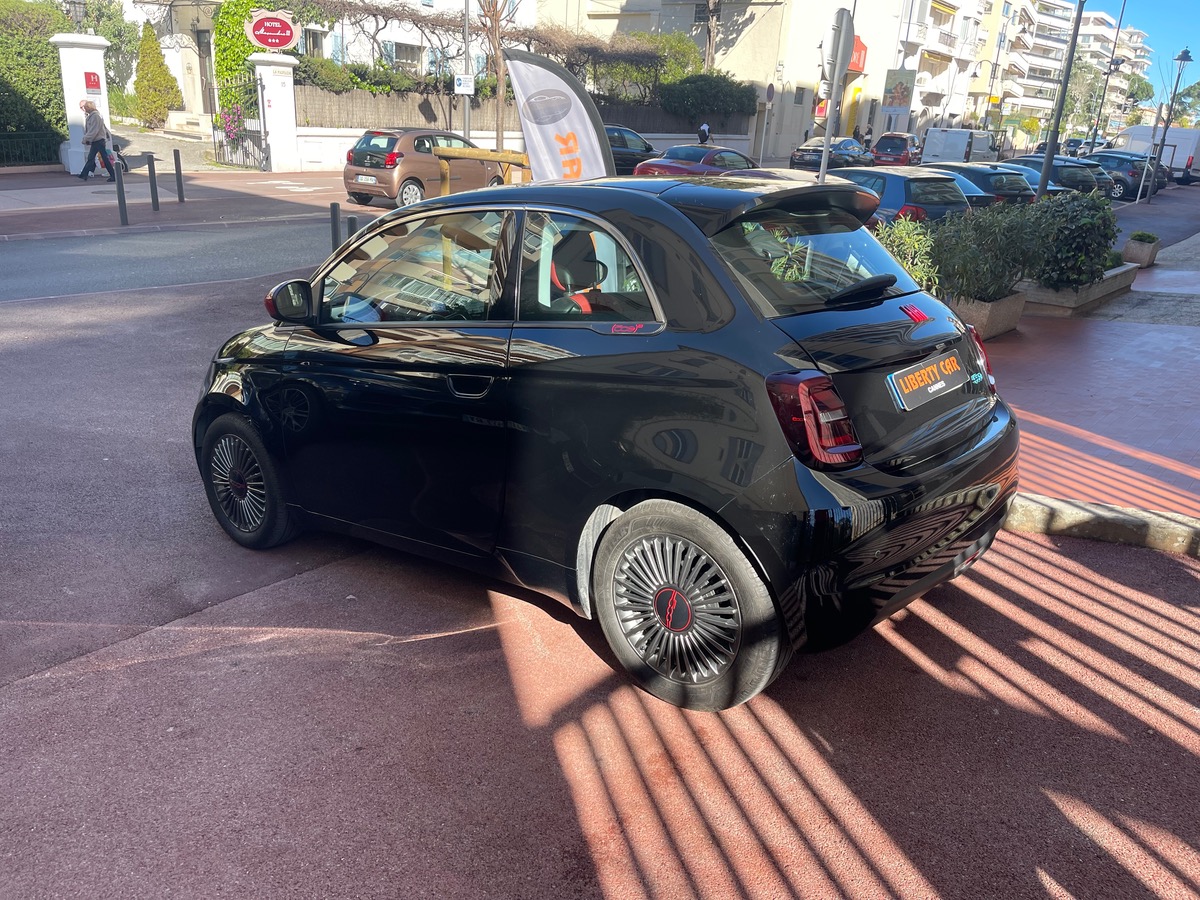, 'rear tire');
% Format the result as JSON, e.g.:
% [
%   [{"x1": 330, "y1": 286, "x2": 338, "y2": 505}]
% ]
[
  {"x1": 200, "y1": 412, "x2": 298, "y2": 549},
  {"x1": 348, "y1": 192, "x2": 373, "y2": 205},
  {"x1": 398, "y1": 179, "x2": 424, "y2": 206},
  {"x1": 1108, "y1": 180, "x2": 1126, "y2": 201},
  {"x1": 592, "y1": 500, "x2": 787, "y2": 711},
  {"x1": 488, "y1": 176, "x2": 504, "y2": 187}
]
